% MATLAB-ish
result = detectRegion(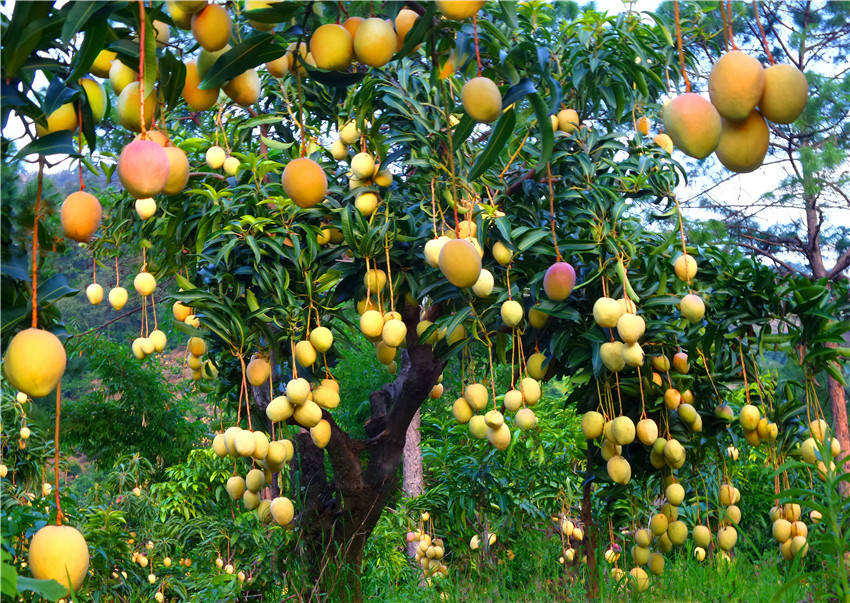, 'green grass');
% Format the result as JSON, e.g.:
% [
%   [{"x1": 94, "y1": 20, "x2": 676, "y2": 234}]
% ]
[{"x1": 361, "y1": 546, "x2": 809, "y2": 603}]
